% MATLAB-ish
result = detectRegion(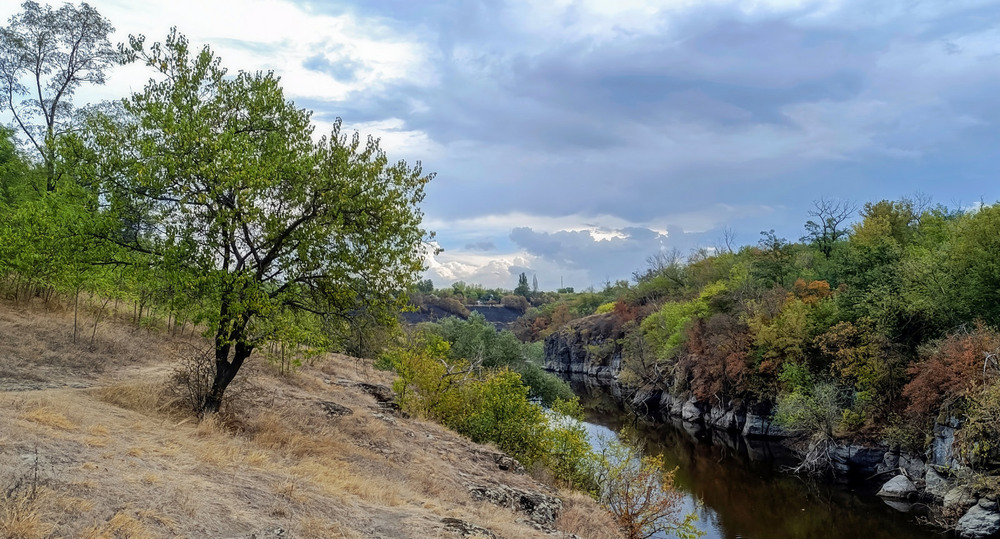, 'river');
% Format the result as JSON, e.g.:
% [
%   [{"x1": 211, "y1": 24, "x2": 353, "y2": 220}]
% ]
[{"x1": 568, "y1": 378, "x2": 946, "y2": 539}]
